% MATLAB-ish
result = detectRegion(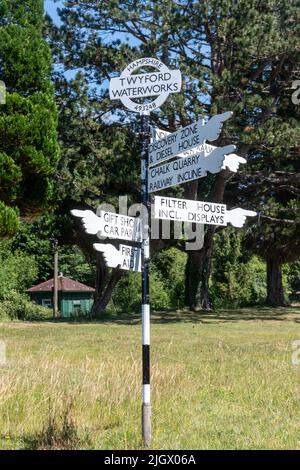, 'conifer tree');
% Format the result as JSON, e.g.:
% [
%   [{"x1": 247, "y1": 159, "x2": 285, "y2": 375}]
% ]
[
  {"x1": 50, "y1": 0, "x2": 300, "y2": 310},
  {"x1": 0, "y1": 0, "x2": 60, "y2": 237}
]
